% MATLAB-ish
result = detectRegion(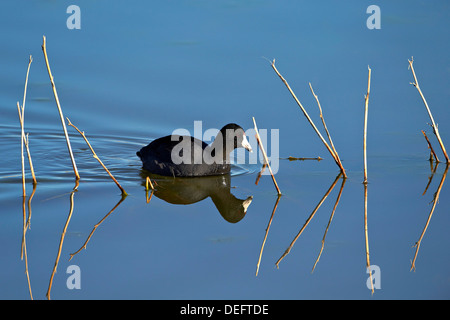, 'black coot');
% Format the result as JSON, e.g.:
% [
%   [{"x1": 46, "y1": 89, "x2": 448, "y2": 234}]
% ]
[{"x1": 137, "y1": 123, "x2": 252, "y2": 177}]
